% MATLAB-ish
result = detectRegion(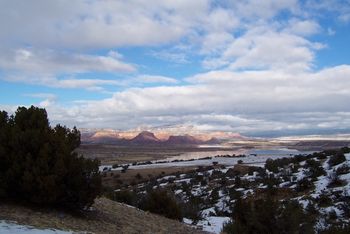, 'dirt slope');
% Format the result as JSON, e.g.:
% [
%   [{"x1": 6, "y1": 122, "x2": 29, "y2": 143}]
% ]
[{"x1": 0, "y1": 197, "x2": 207, "y2": 234}]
